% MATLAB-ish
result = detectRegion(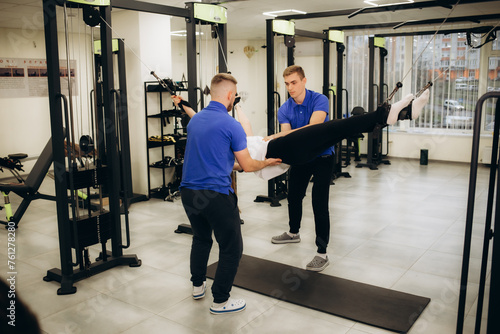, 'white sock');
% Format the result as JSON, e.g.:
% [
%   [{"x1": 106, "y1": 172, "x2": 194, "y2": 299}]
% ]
[
  {"x1": 317, "y1": 253, "x2": 328, "y2": 259},
  {"x1": 287, "y1": 232, "x2": 298, "y2": 237},
  {"x1": 411, "y1": 89, "x2": 430, "y2": 120},
  {"x1": 386, "y1": 94, "x2": 414, "y2": 125}
]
